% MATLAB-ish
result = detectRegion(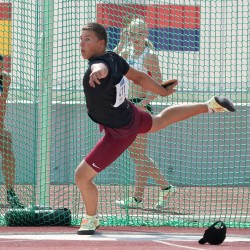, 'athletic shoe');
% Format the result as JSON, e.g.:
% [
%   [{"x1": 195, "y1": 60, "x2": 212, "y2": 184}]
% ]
[
  {"x1": 7, "y1": 189, "x2": 25, "y2": 209},
  {"x1": 77, "y1": 216, "x2": 100, "y2": 235},
  {"x1": 207, "y1": 96, "x2": 236, "y2": 112},
  {"x1": 115, "y1": 197, "x2": 142, "y2": 209},
  {"x1": 155, "y1": 185, "x2": 176, "y2": 209}
]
